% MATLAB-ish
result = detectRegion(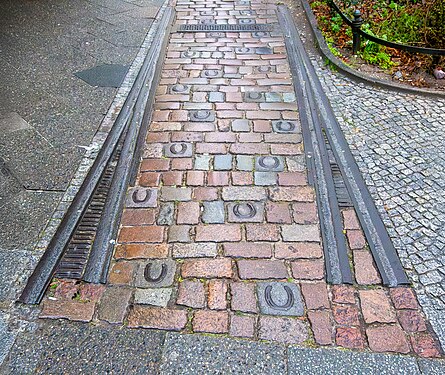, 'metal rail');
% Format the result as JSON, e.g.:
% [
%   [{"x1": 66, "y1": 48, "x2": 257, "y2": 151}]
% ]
[
  {"x1": 279, "y1": 8, "x2": 353, "y2": 285},
  {"x1": 279, "y1": 5, "x2": 409, "y2": 286},
  {"x1": 19, "y1": 6, "x2": 175, "y2": 304},
  {"x1": 83, "y1": 6, "x2": 174, "y2": 283}
]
